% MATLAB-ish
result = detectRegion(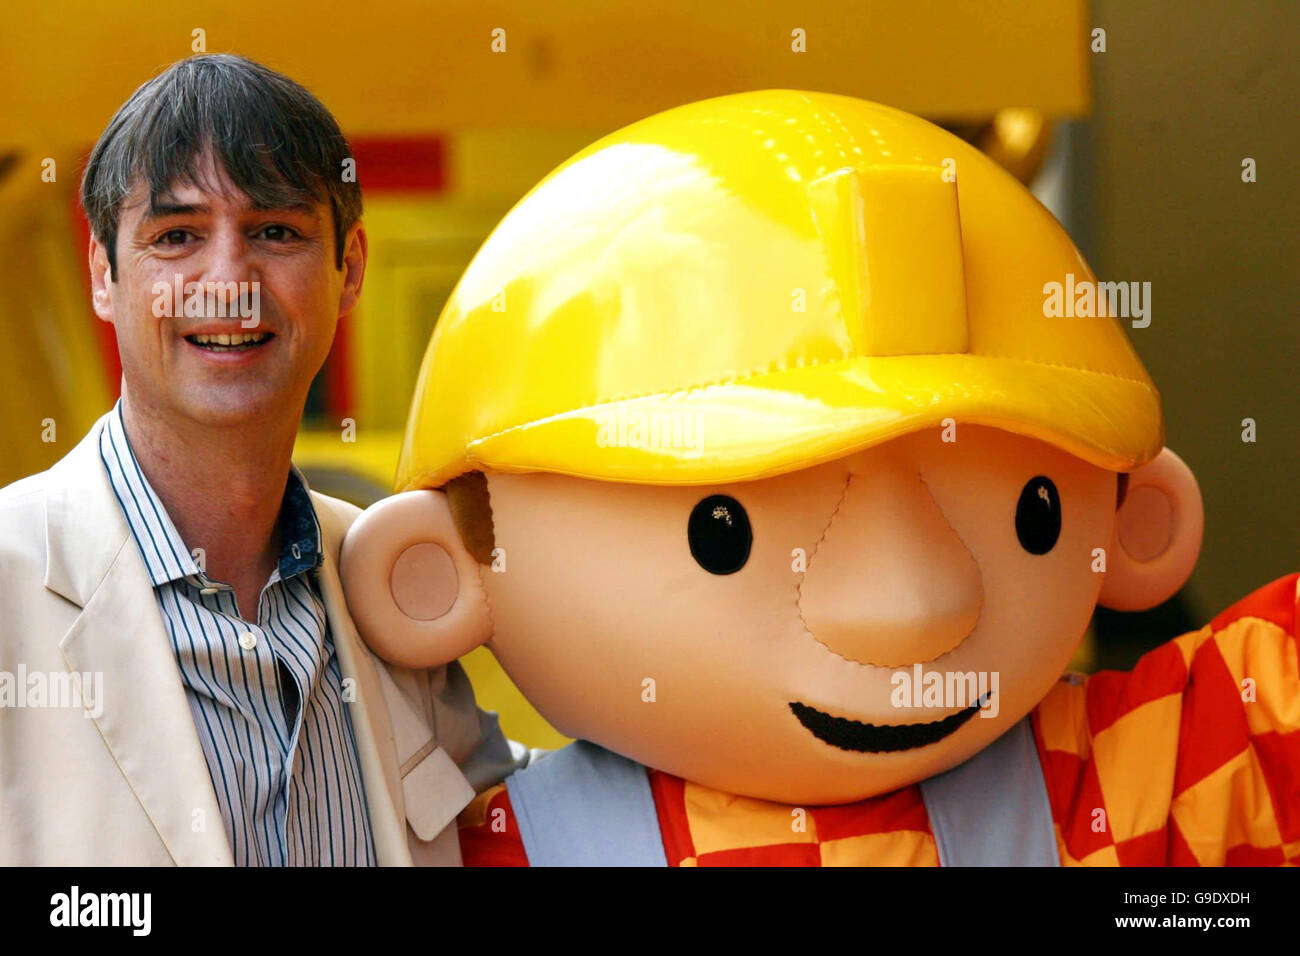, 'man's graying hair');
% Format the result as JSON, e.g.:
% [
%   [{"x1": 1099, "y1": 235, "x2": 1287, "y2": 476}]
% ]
[{"x1": 81, "y1": 54, "x2": 361, "y2": 280}]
